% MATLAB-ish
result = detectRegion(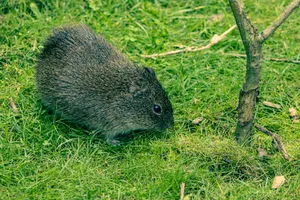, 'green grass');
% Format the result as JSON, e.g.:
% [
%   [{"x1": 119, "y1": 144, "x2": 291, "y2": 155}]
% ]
[{"x1": 1, "y1": 0, "x2": 300, "y2": 199}]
